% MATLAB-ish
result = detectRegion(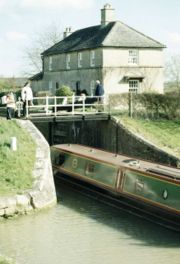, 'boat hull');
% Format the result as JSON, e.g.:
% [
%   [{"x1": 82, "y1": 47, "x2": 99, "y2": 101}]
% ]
[{"x1": 51, "y1": 144, "x2": 180, "y2": 232}]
